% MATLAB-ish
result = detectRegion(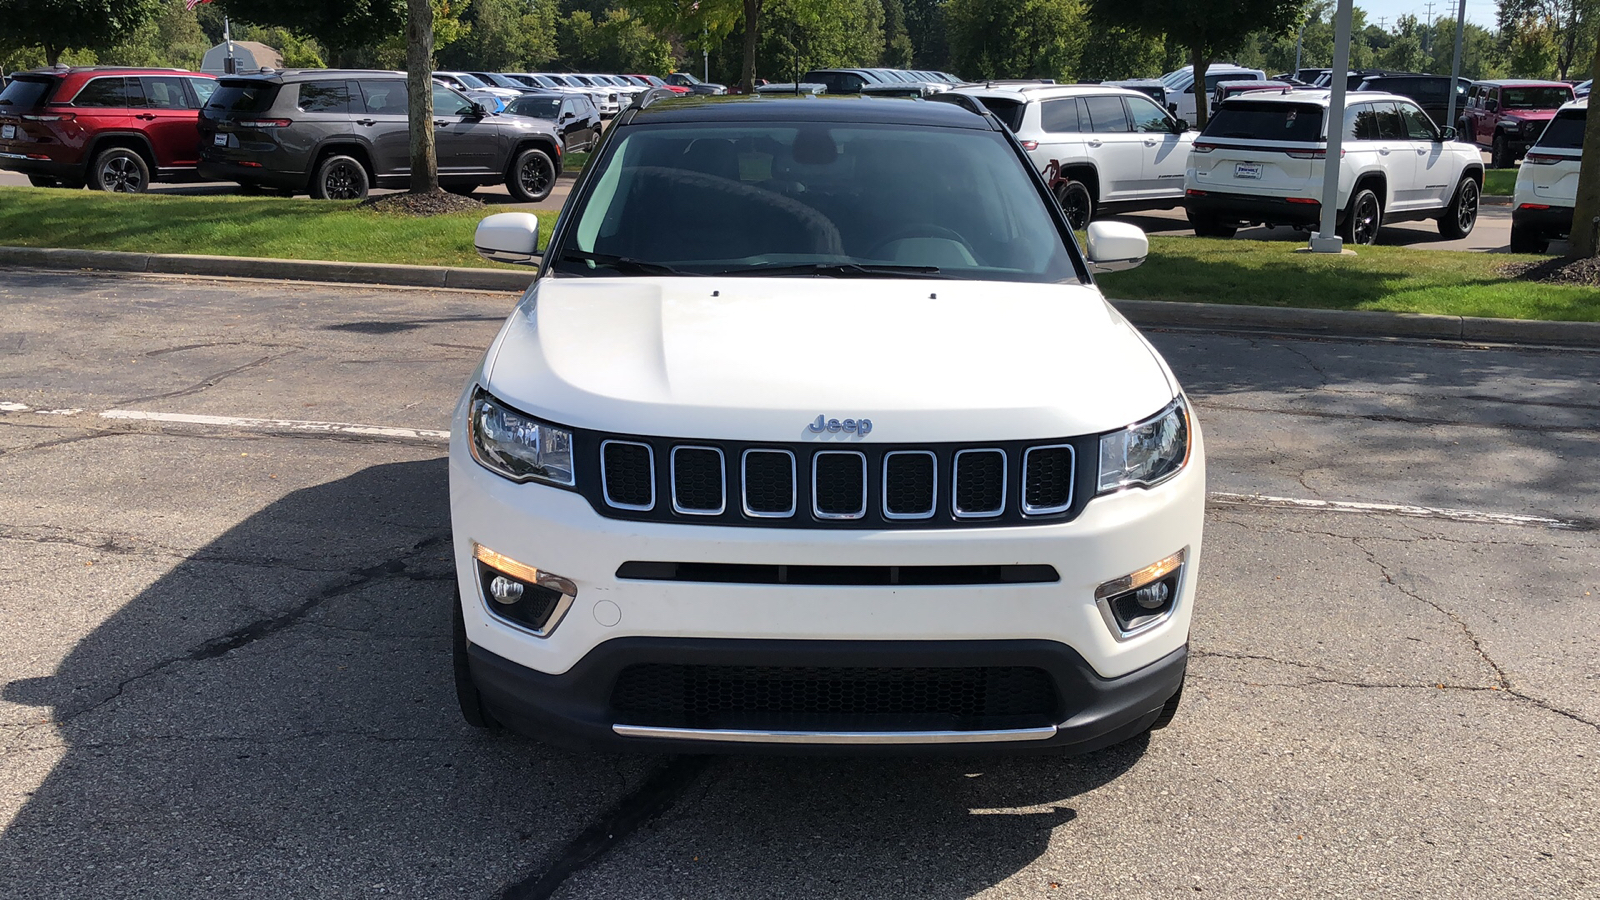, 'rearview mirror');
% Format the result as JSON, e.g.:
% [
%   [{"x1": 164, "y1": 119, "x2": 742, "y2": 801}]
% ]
[
  {"x1": 475, "y1": 213, "x2": 541, "y2": 266},
  {"x1": 1085, "y1": 221, "x2": 1148, "y2": 274}
]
